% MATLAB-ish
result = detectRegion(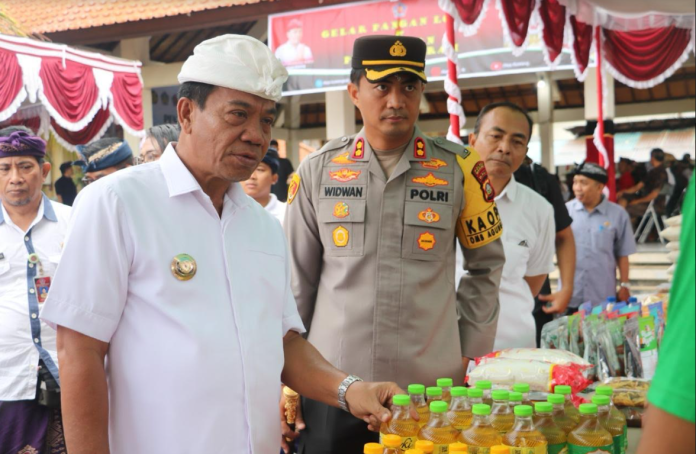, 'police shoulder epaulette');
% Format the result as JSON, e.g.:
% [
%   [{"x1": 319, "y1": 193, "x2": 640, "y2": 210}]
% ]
[
  {"x1": 430, "y1": 136, "x2": 470, "y2": 159},
  {"x1": 318, "y1": 135, "x2": 355, "y2": 155}
]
